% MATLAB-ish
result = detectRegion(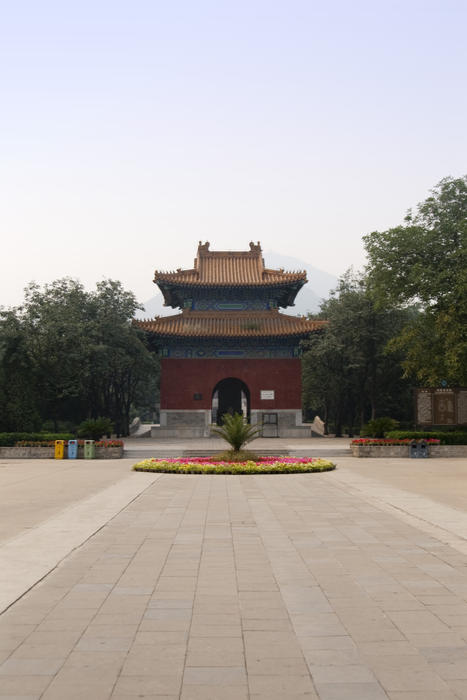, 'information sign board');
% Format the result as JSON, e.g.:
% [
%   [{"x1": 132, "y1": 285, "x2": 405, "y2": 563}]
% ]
[{"x1": 260, "y1": 390, "x2": 275, "y2": 400}]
